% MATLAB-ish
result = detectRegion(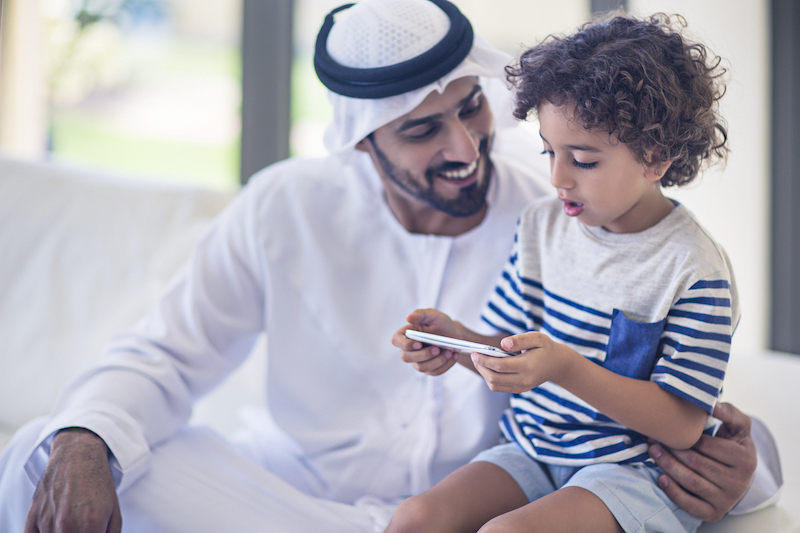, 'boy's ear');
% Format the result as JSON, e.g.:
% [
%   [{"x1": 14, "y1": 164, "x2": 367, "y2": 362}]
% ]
[{"x1": 644, "y1": 151, "x2": 673, "y2": 182}]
